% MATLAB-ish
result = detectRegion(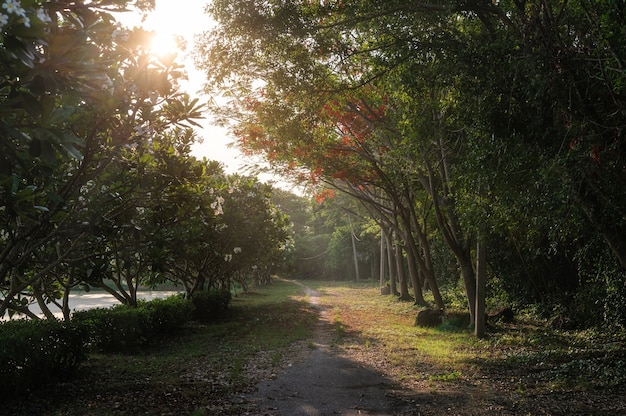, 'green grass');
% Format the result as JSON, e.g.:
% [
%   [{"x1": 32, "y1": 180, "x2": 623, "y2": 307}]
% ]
[
  {"x1": 4, "y1": 279, "x2": 318, "y2": 416},
  {"x1": 298, "y1": 280, "x2": 480, "y2": 383},
  {"x1": 429, "y1": 370, "x2": 462, "y2": 382},
  {"x1": 5, "y1": 278, "x2": 626, "y2": 415},
  {"x1": 295, "y1": 279, "x2": 626, "y2": 393}
]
